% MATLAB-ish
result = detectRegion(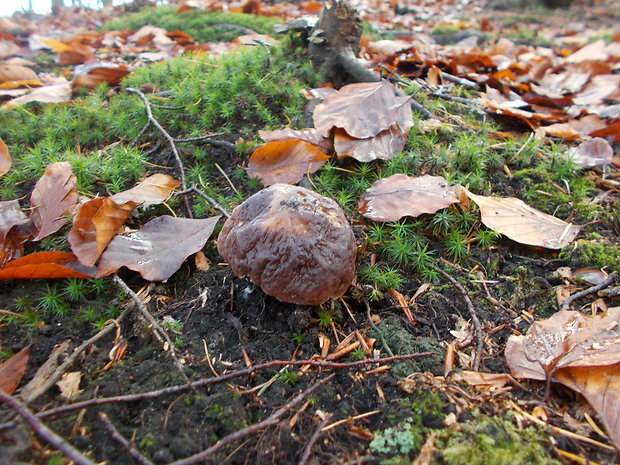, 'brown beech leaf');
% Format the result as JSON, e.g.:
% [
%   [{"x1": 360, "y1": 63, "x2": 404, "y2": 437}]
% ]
[
  {"x1": 0, "y1": 251, "x2": 97, "y2": 280},
  {"x1": 465, "y1": 190, "x2": 581, "y2": 249},
  {"x1": 68, "y1": 198, "x2": 137, "y2": 267},
  {"x1": 506, "y1": 308, "x2": 620, "y2": 451},
  {"x1": 334, "y1": 126, "x2": 407, "y2": 162},
  {"x1": 97, "y1": 215, "x2": 221, "y2": 281},
  {"x1": 247, "y1": 140, "x2": 329, "y2": 186},
  {"x1": 0, "y1": 64, "x2": 37, "y2": 83},
  {"x1": 358, "y1": 174, "x2": 458, "y2": 222},
  {"x1": 72, "y1": 64, "x2": 130, "y2": 89},
  {"x1": 313, "y1": 80, "x2": 413, "y2": 139},
  {"x1": 259, "y1": 128, "x2": 331, "y2": 152},
  {"x1": 0, "y1": 136, "x2": 11, "y2": 175},
  {"x1": 0, "y1": 200, "x2": 33, "y2": 265},
  {"x1": 109, "y1": 174, "x2": 180, "y2": 207},
  {"x1": 0, "y1": 344, "x2": 30, "y2": 394},
  {"x1": 3, "y1": 82, "x2": 72, "y2": 109},
  {"x1": 568, "y1": 138, "x2": 614, "y2": 168},
  {"x1": 30, "y1": 162, "x2": 78, "y2": 241}
]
